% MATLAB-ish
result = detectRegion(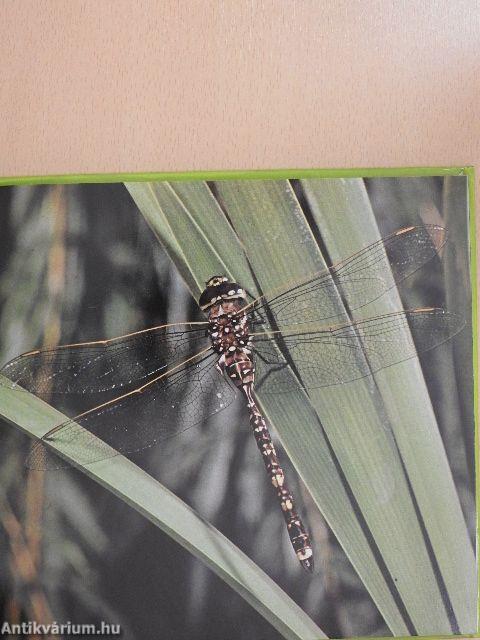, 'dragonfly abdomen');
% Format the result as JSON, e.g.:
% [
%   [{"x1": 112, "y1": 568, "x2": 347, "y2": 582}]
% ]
[{"x1": 243, "y1": 383, "x2": 314, "y2": 572}]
